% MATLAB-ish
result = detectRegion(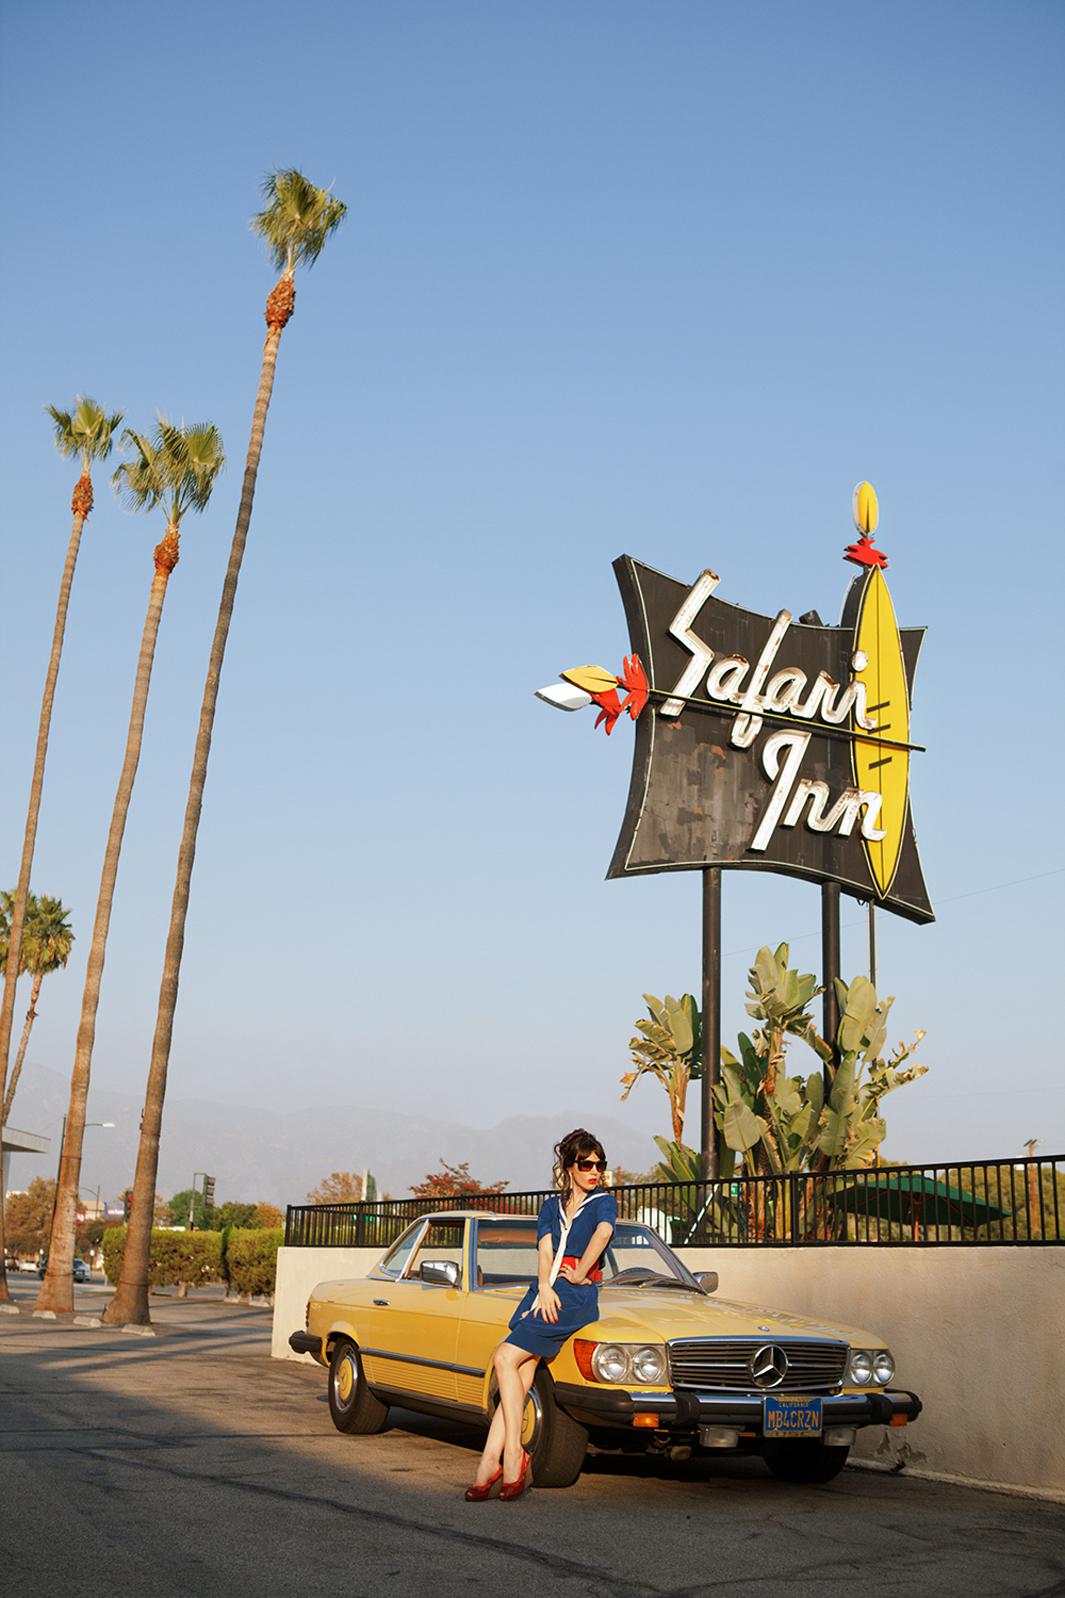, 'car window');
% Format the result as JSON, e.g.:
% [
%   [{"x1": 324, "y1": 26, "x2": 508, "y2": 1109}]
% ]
[
  {"x1": 473, "y1": 1219, "x2": 540, "y2": 1288},
  {"x1": 378, "y1": 1221, "x2": 425, "y2": 1278},
  {"x1": 403, "y1": 1220, "x2": 465, "y2": 1284}
]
